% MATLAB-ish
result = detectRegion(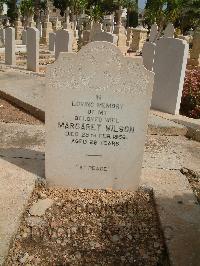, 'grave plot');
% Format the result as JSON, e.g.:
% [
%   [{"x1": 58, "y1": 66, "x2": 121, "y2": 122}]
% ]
[
  {"x1": 0, "y1": 97, "x2": 42, "y2": 125},
  {"x1": 5, "y1": 184, "x2": 167, "y2": 266}
]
